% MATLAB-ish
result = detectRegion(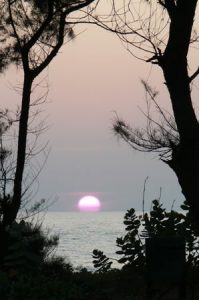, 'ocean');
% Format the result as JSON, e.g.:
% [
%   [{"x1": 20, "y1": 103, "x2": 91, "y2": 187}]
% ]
[{"x1": 42, "y1": 211, "x2": 126, "y2": 270}]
